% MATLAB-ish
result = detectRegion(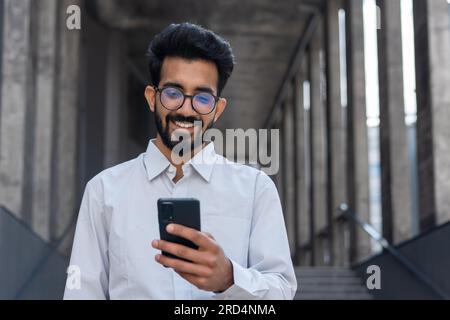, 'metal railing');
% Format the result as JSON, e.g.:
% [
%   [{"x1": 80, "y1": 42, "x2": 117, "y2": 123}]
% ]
[{"x1": 338, "y1": 203, "x2": 449, "y2": 300}]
